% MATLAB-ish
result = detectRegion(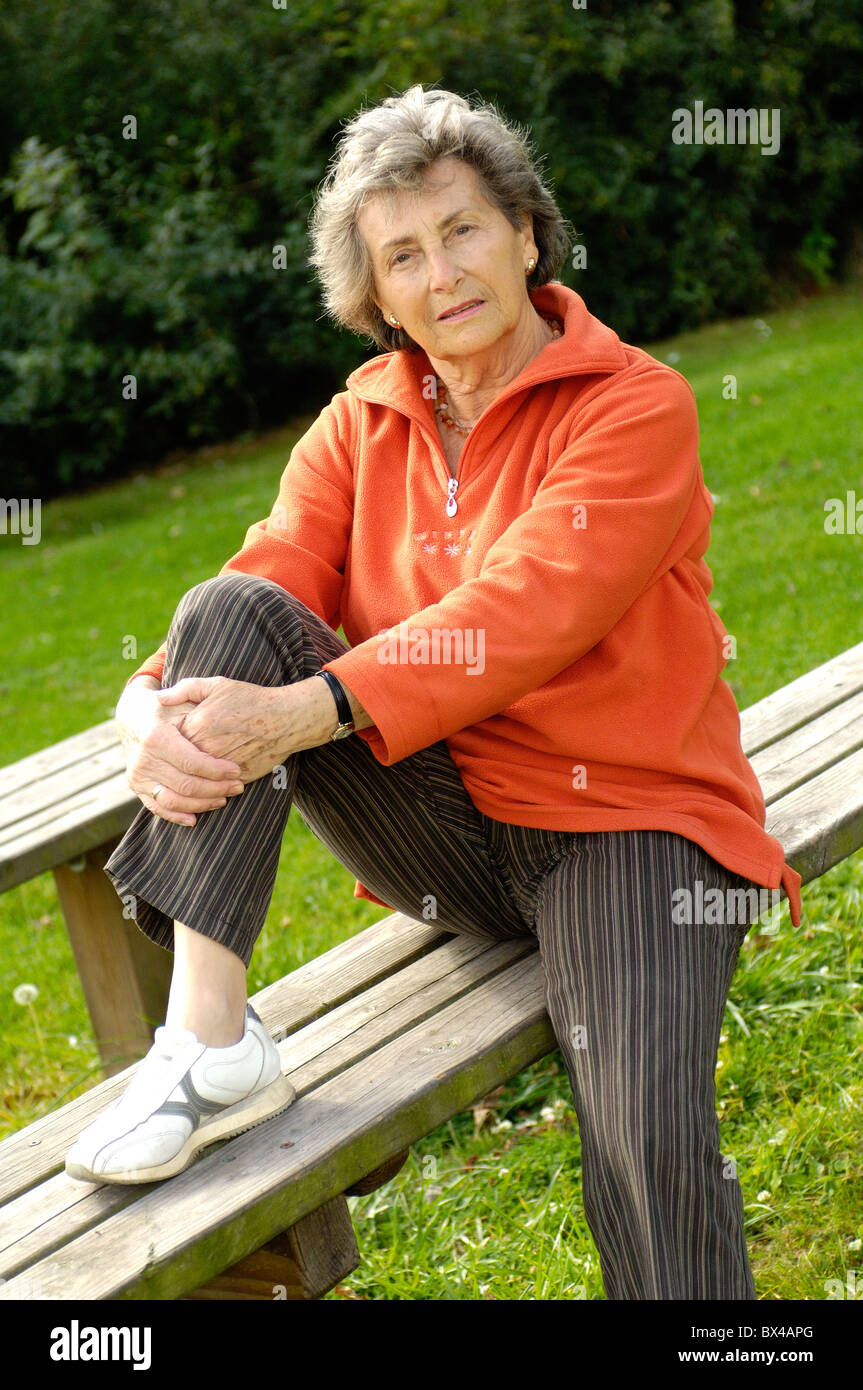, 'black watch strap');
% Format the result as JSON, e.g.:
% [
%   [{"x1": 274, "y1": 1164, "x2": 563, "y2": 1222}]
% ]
[{"x1": 315, "y1": 669, "x2": 355, "y2": 738}]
